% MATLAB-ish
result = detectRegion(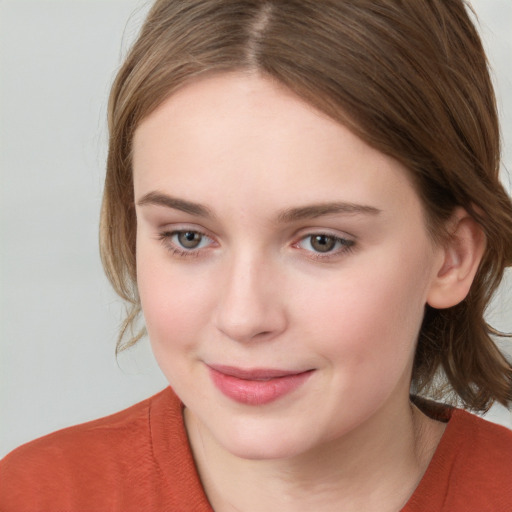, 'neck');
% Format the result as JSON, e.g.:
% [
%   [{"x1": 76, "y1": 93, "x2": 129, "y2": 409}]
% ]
[{"x1": 184, "y1": 395, "x2": 445, "y2": 512}]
